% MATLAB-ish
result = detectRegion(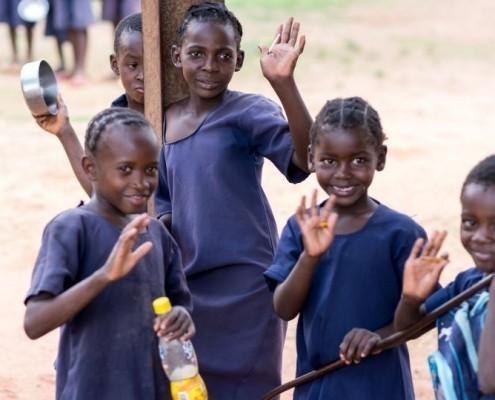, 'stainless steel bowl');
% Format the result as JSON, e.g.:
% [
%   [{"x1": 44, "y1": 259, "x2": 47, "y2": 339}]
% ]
[
  {"x1": 17, "y1": 0, "x2": 49, "y2": 23},
  {"x1": 20, "y1": 60, "x2": 58, "y2": 116}
]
